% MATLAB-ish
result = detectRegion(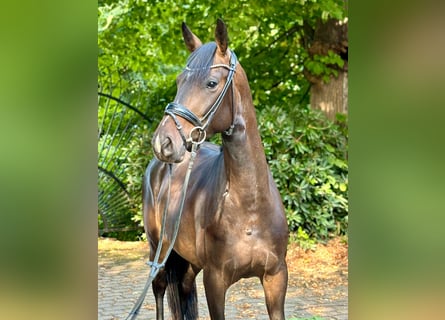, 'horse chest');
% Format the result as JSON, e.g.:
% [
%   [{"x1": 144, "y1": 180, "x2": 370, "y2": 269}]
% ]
[
  {"x1": 204, "y1": 228, "x2": 277, "y2": 277},
  {"x1": 201, "y1": 203, "x2": 274, "y2": 266}
]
